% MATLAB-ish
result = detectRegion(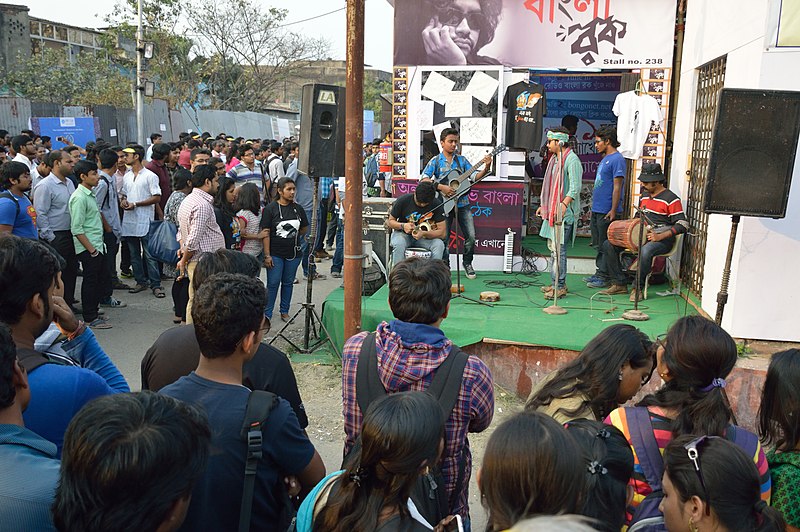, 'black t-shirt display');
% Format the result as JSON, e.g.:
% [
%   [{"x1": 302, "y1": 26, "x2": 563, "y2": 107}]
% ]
[
  {"x1": 260, "y1": 200, "x2": 308, "y2": 259},
  {"x1": 390, "y1": 193, "x2": 446, "y2": 226},
  {"x1": 503, "y1": 80, "x2": 547, "y2": 150},
  {"x1": 140, "y1": 324, "x2": 308, "y2": 428}
]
